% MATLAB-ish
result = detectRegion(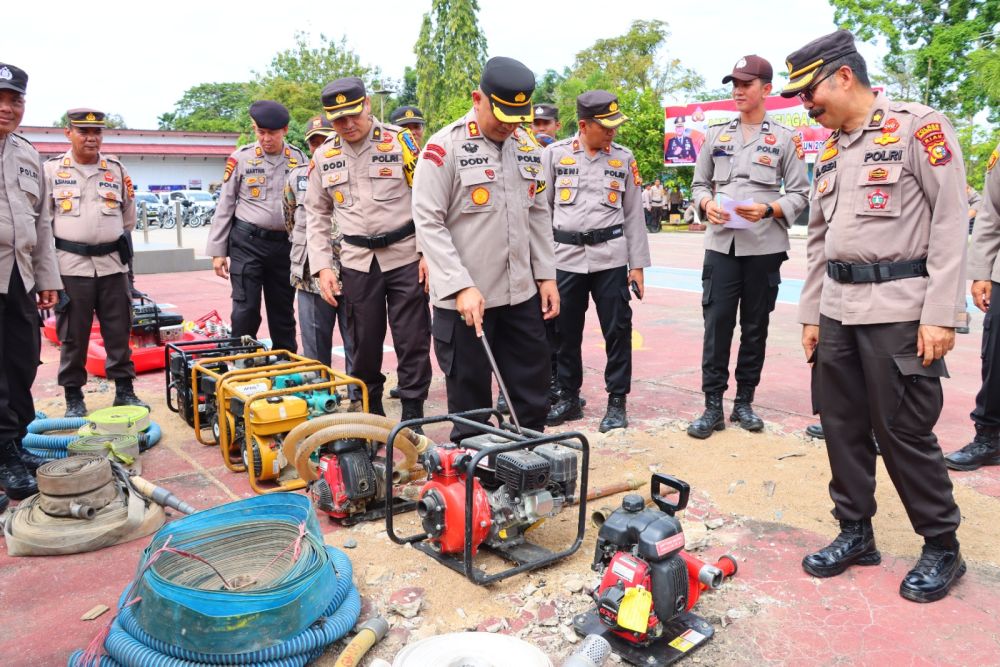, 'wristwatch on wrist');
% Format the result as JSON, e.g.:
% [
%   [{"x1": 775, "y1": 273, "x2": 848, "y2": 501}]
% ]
[{"x1": 763, "y1": 204, "x2": 774, "y2": 218}]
